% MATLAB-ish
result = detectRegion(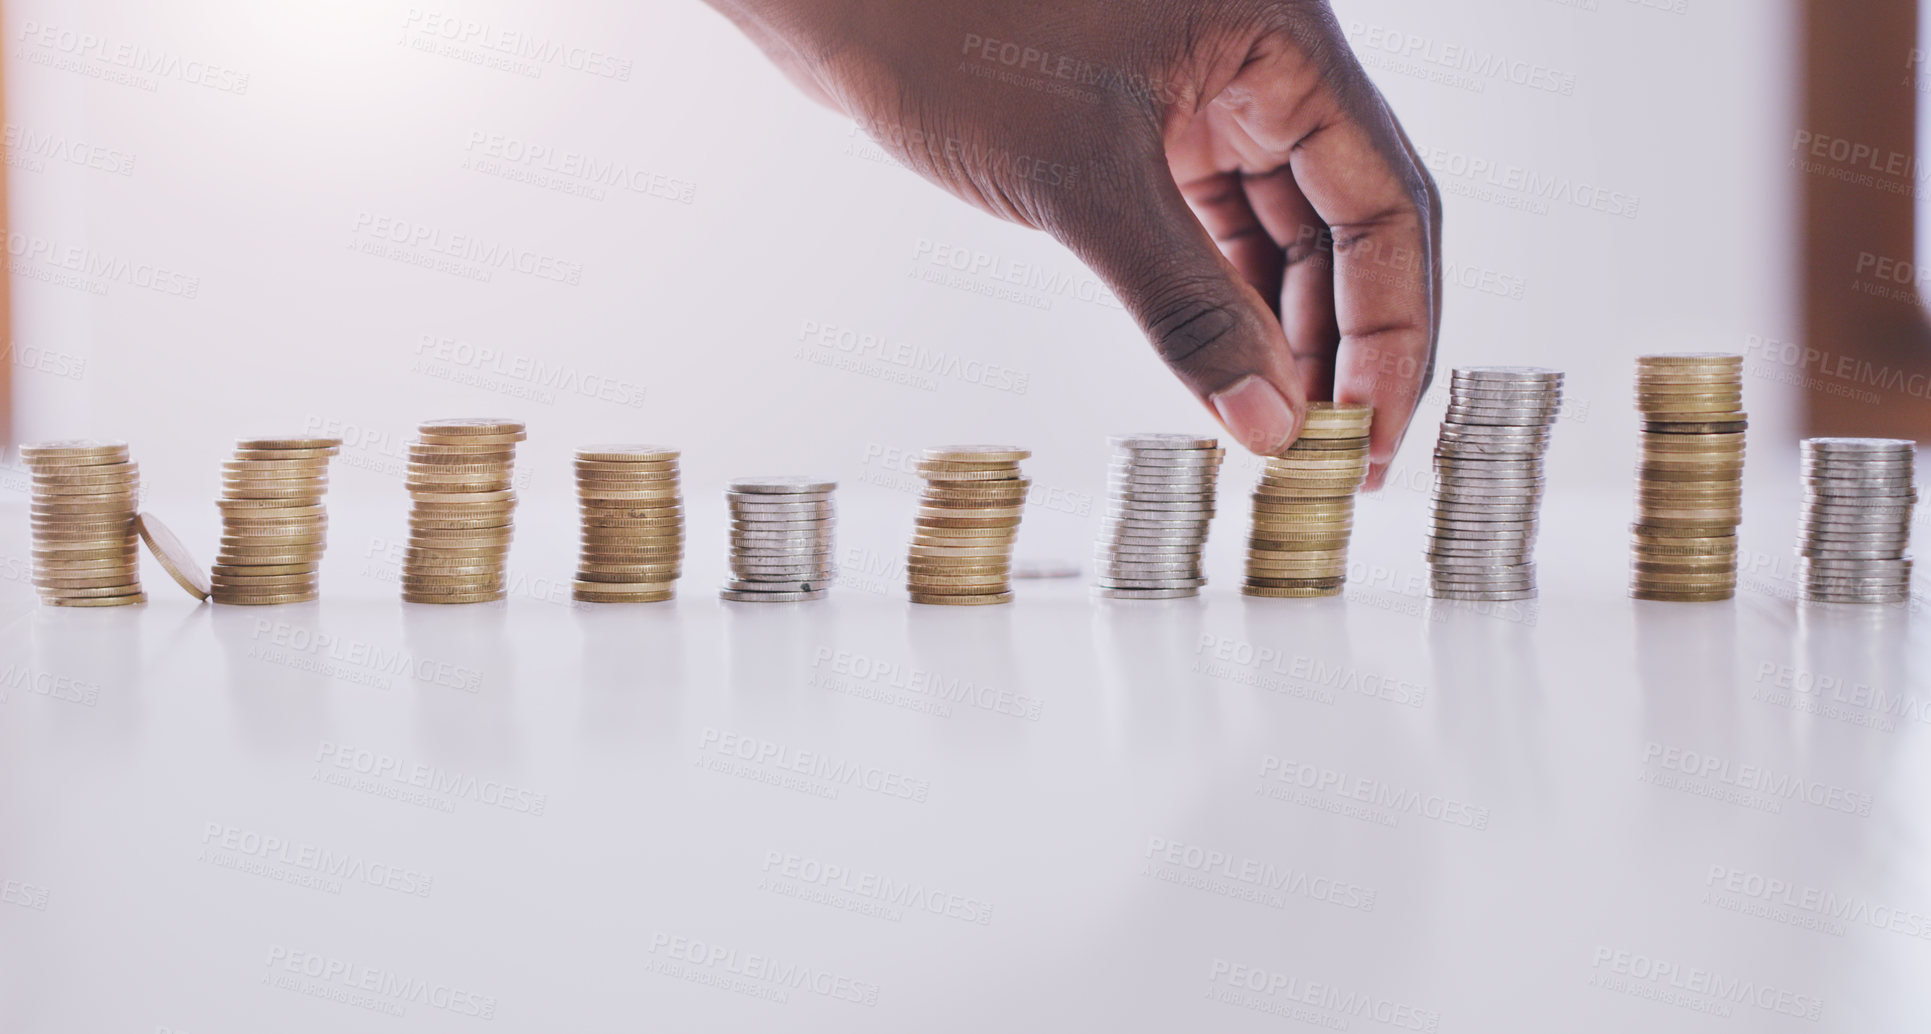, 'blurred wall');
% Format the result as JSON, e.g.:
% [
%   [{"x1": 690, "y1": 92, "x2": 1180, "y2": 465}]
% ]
[{"x1": 2, "y1": 0, "x2": 1797, "y2": 513}]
